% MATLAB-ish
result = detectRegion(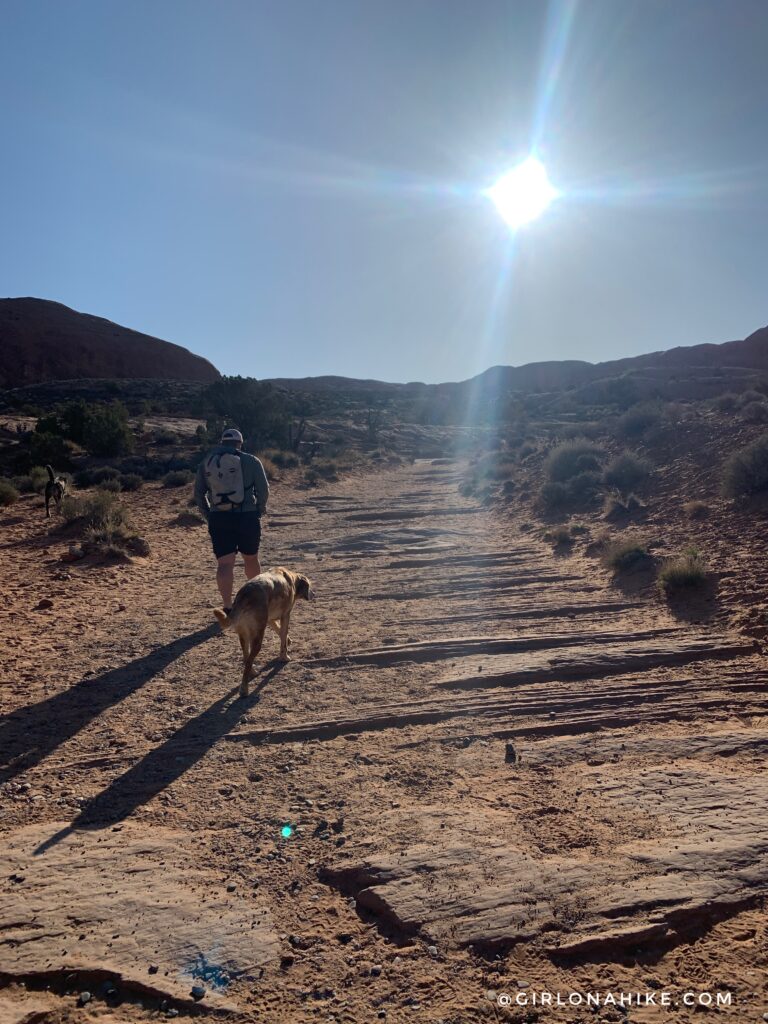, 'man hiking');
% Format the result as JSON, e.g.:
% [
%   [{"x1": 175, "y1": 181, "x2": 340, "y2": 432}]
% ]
[{"x1": 195, "y1": 427, "x2": 270, "y2": 612}]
